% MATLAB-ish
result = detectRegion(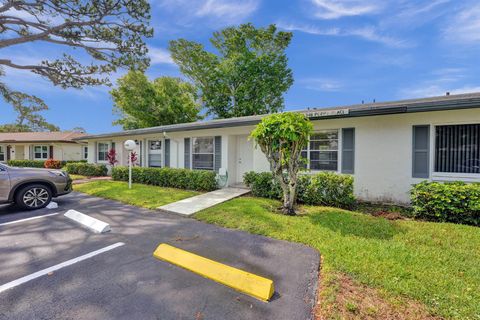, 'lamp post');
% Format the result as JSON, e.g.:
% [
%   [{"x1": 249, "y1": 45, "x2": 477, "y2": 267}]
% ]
[{"x1": 124, "y1": 140, "x2": 136, "y2": 189}]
